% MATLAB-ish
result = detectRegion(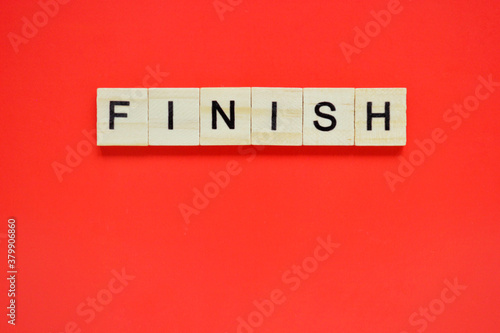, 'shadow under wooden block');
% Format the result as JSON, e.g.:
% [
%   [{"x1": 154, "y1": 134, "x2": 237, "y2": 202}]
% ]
[
  {"x1": 149, "y1": 88, "x2": 200, "y2": 146},
  {"x1": 200, "y1": 88, "x2": 251, "y2": 145},
  {"x1": 252, "y1": 87, "x2": 303, "y2": 145},
  {"x1": 97, "y1": 88, "x2": 149, "y2": 146},
  {"x1": 303, "y1": 88, "x2": 355, "y2": 146},
  {"x1": 355, "y1": 88, "x2": 407, "y2": 146}
]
